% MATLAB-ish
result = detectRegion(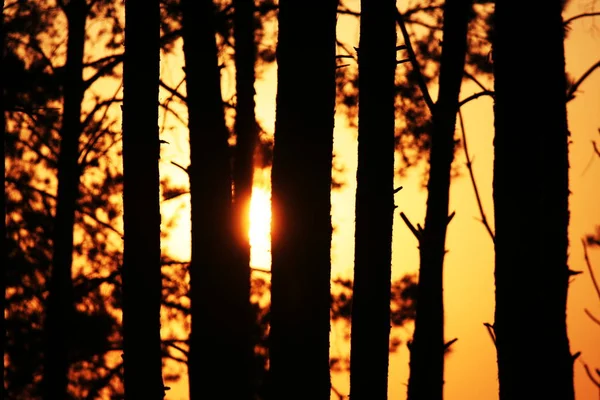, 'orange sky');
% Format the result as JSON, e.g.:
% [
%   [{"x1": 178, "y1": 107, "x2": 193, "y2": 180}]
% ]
[{"x1": 157, "y1": 1, "x2": 600, "y2": 398}]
